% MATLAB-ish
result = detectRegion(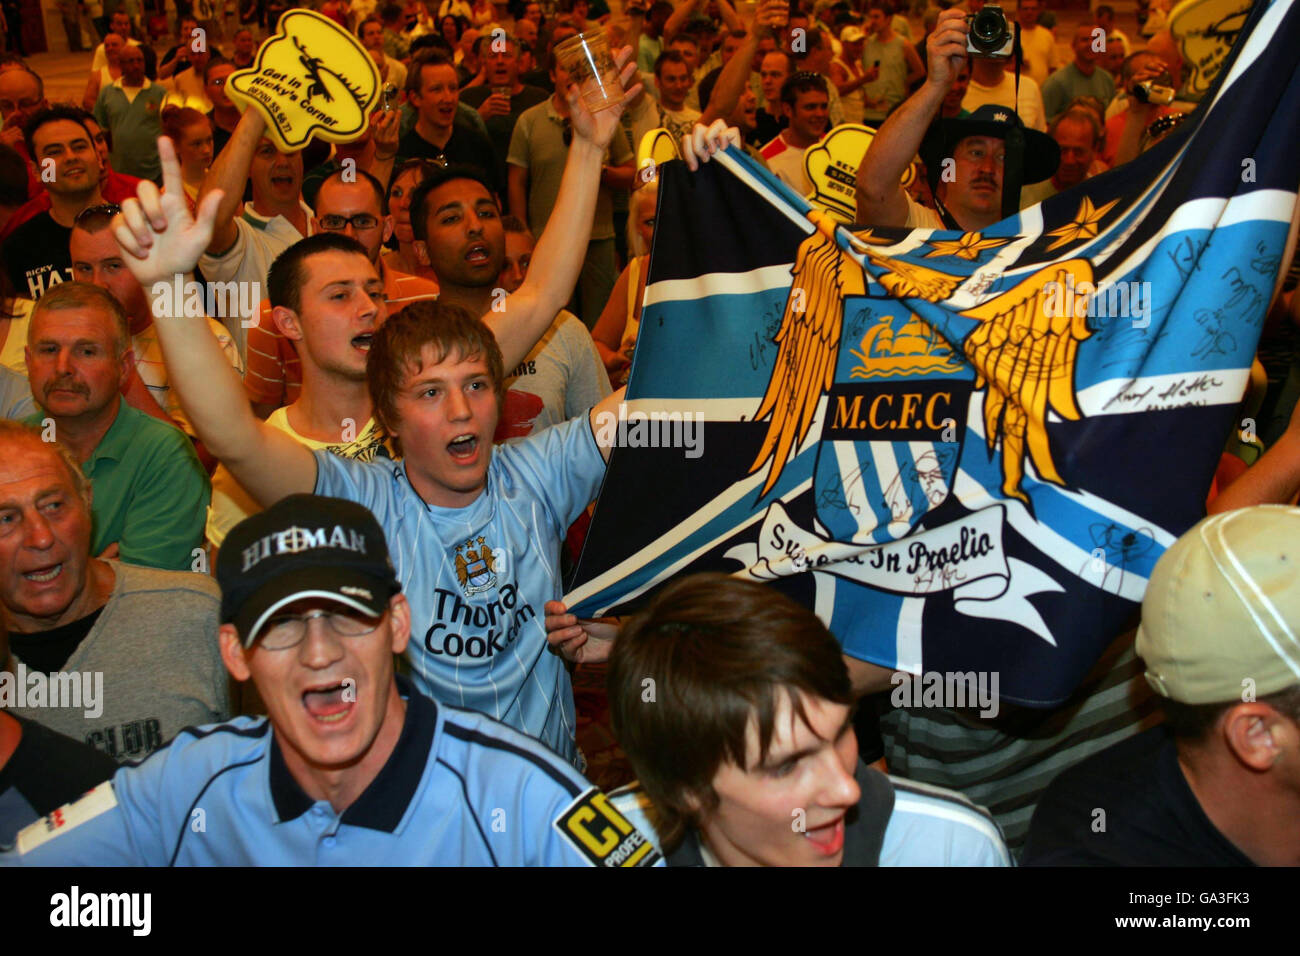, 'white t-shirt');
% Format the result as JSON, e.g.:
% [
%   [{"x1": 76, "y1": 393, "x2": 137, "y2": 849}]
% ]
[
  {"x1": 962, "y1": 72, "x2": 1047, "y2": 132},
  {"x1": 760, "y1": 133, "x2": 812, "y2": 197},
  {"x1": 132, "y1": 318, "x2": 243, "y2": 437}
]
